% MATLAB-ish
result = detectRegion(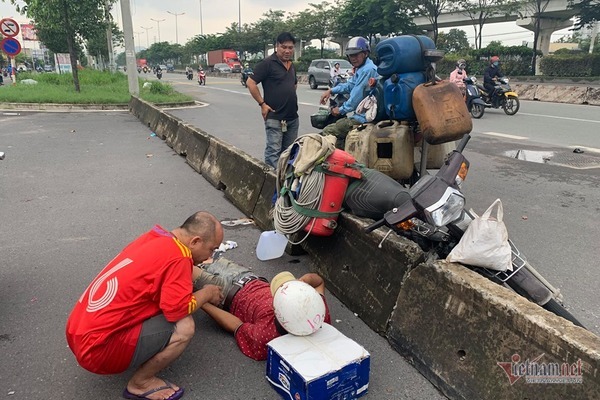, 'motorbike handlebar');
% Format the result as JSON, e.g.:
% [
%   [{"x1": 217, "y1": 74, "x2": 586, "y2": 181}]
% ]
[
  {"x1": 455, "y1": 134, "x2": 471, "y2": 153},
  {"x1": 364, "y1": 218, "x2": 386, "y2": 233}
]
